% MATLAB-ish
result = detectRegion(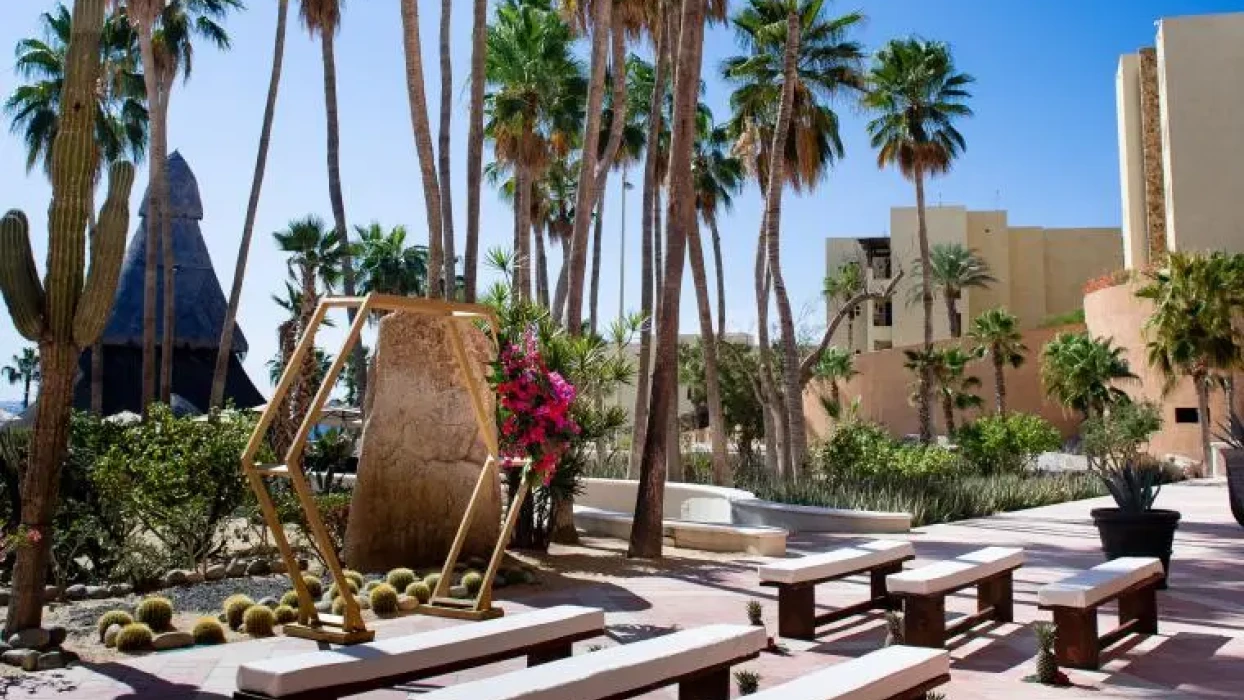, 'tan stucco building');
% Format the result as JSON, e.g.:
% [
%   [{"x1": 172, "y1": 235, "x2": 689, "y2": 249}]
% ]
[
  {"x1": 825, "y1": 206, "x2": 1122, "y2": 352},
  {"x1": 1117, "y1": 12, "x2": 1244, "y2": 269}
]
